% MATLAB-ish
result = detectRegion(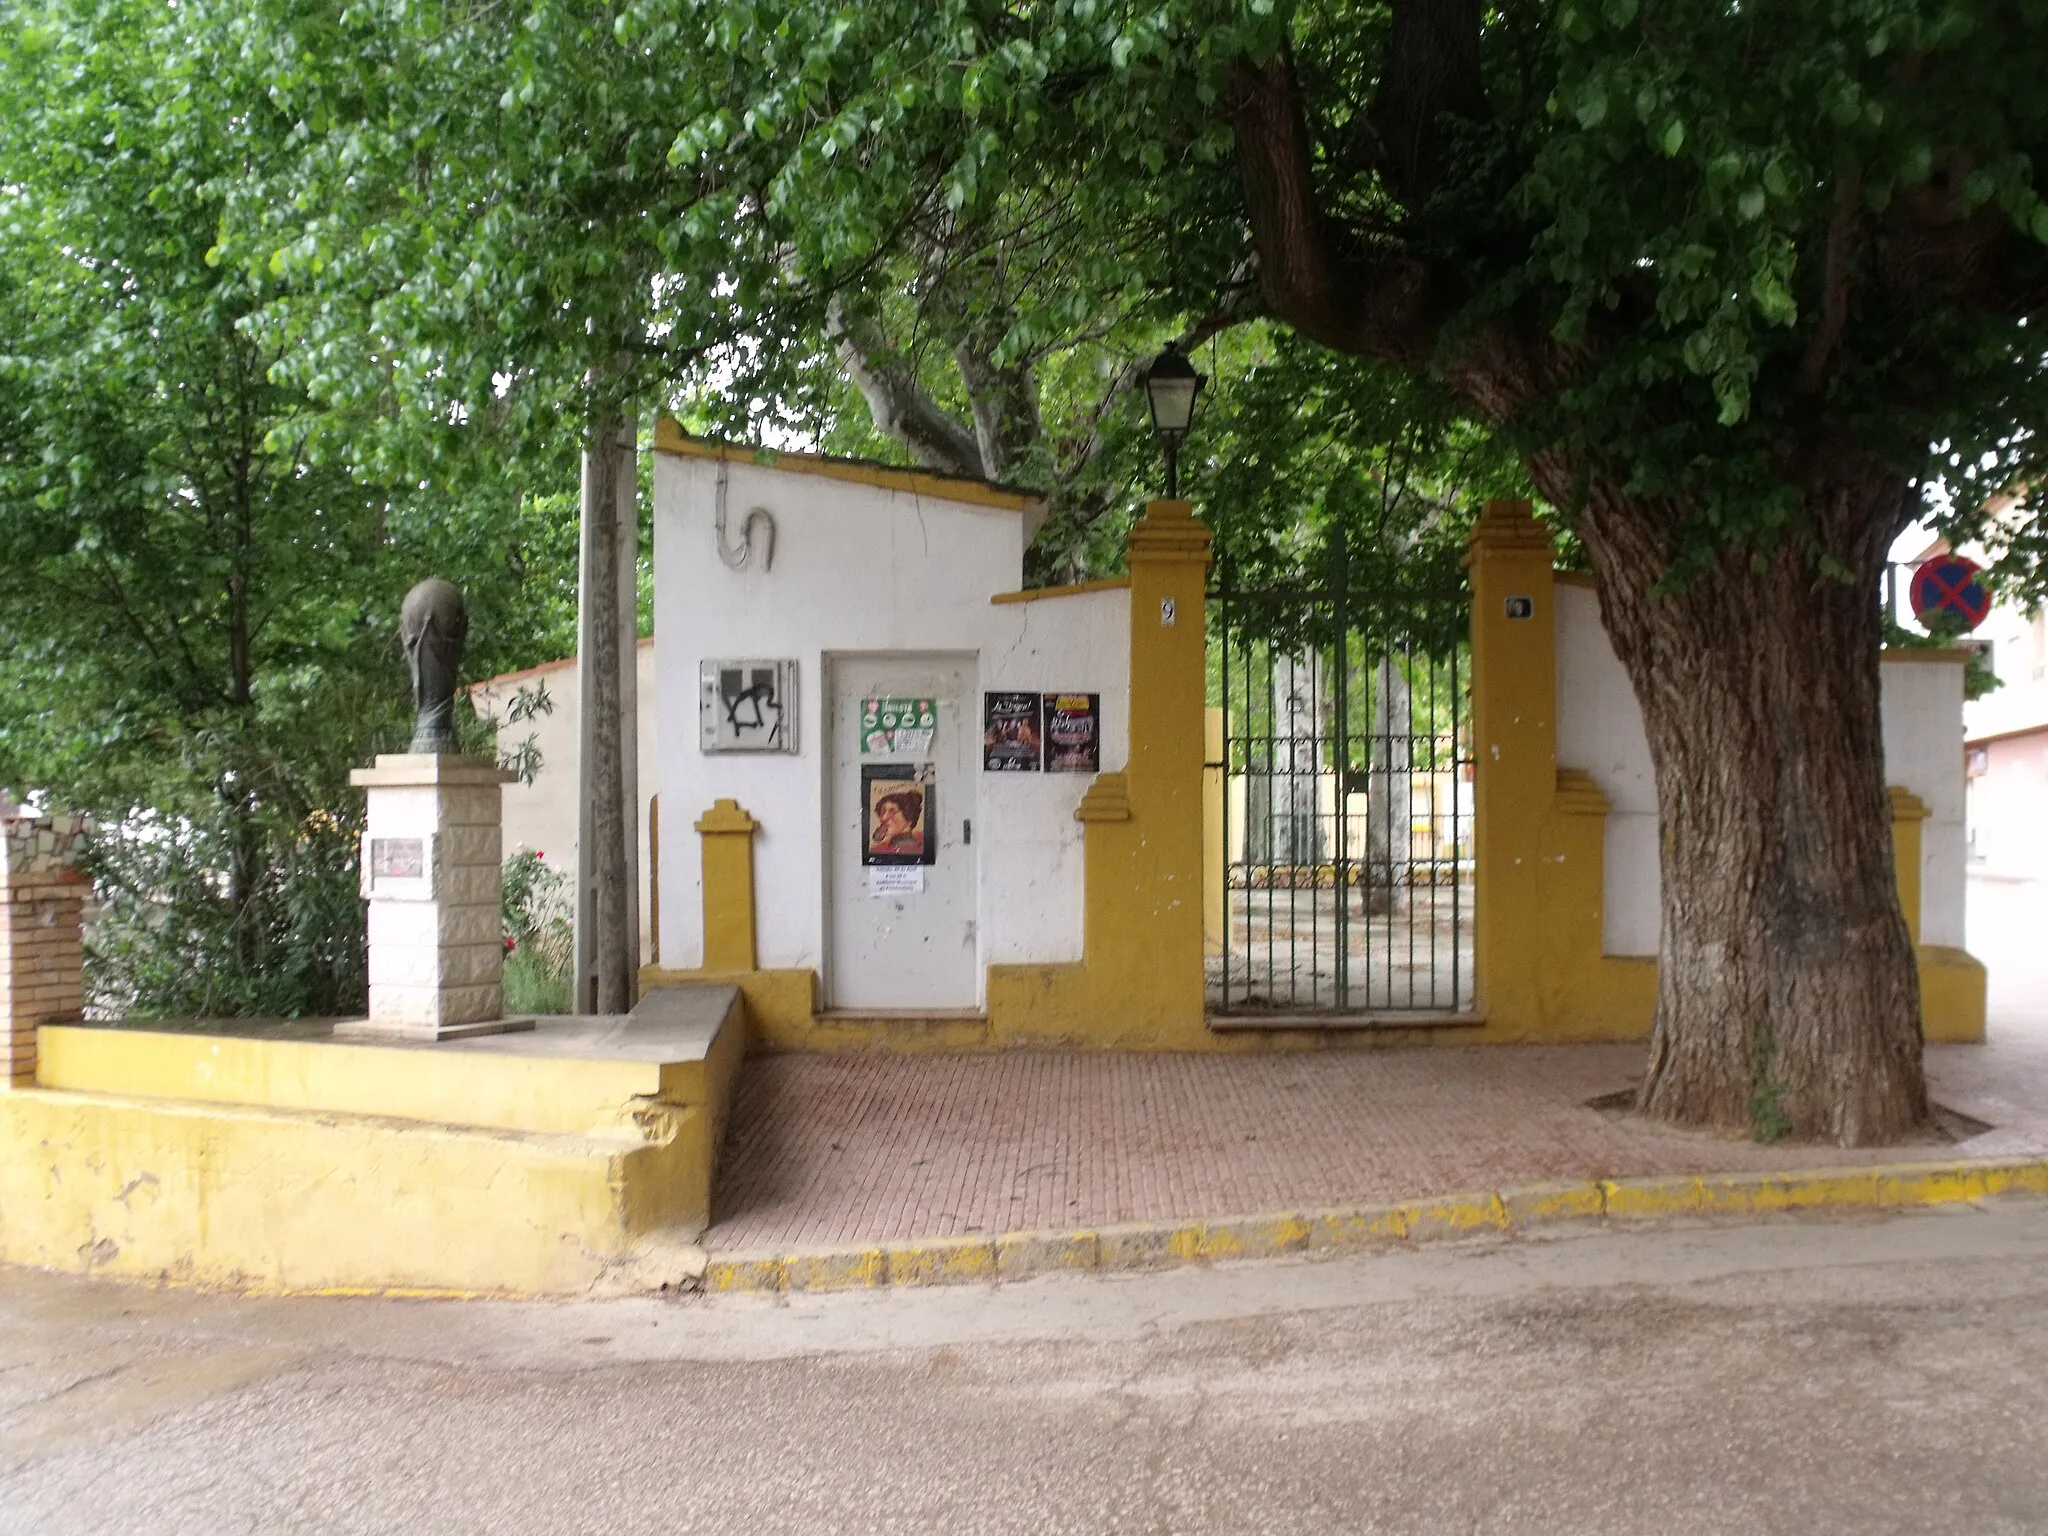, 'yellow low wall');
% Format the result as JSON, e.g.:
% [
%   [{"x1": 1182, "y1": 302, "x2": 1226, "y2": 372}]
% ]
[
  {"x1": 0, "y1": 996, "x2": 745, "y2": 1295},
  {"x1": 0, "y1": 1088, "x2": 698, "y2": 1295}
]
